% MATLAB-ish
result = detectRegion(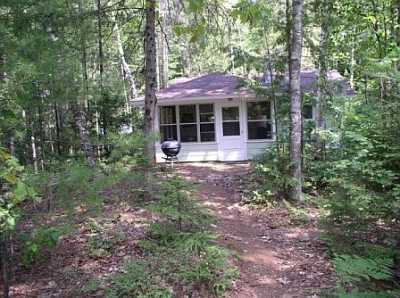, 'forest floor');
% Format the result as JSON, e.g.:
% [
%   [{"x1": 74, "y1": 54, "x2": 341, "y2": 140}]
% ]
[
  {"x1": 177, "y1": 162, "x2": 336, "y2": 298},
  {"x1": 8, "y1": 162, "x2": 335, "y2": 298}
]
